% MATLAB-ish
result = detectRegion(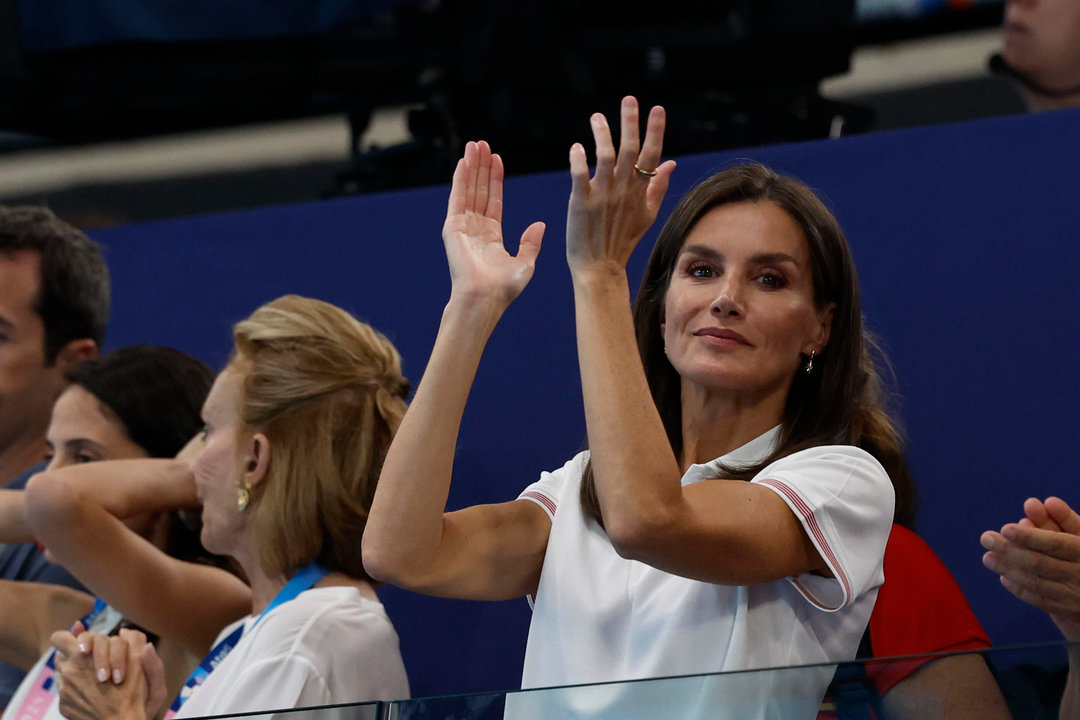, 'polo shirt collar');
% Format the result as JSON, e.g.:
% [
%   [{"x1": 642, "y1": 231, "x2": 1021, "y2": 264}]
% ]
[{"x1": 681, "y1": 425, "x2": 781, "y2": 485}]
